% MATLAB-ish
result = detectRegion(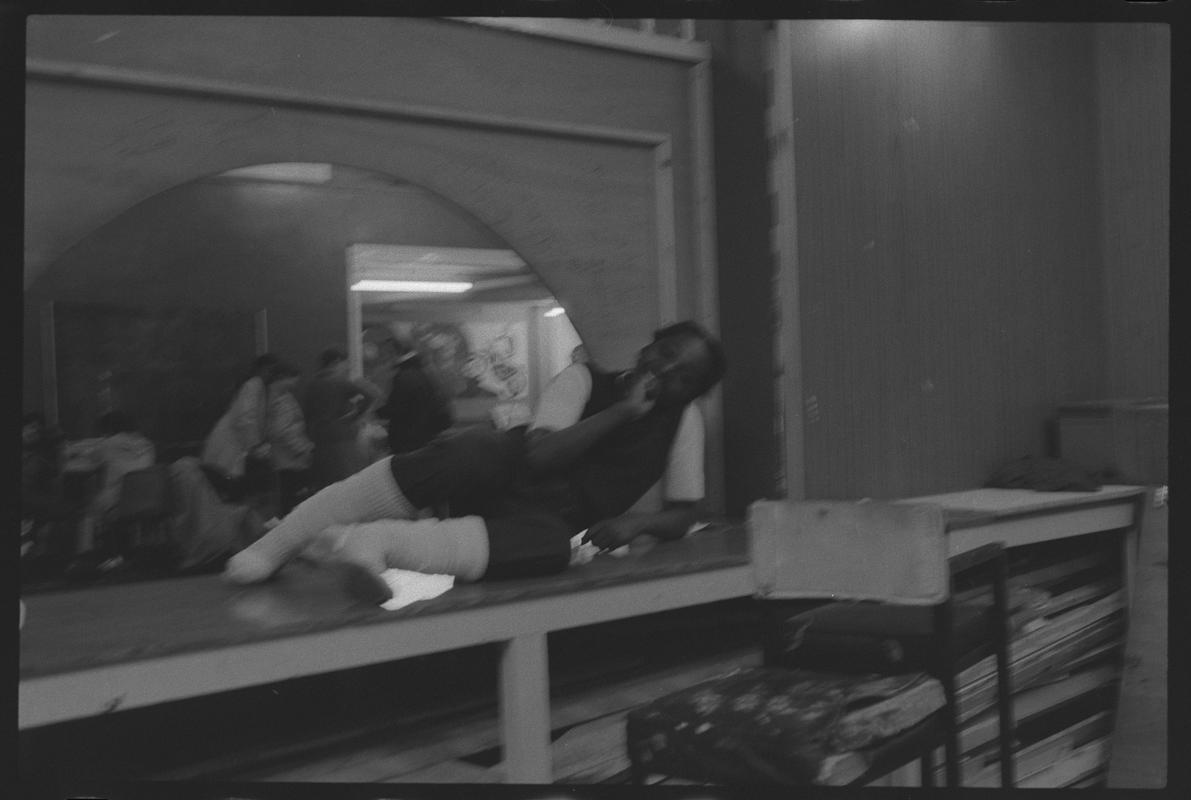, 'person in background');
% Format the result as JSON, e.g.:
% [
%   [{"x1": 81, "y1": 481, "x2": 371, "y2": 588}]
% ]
[
  {"x1": 224, "y1": 321, "x2": 726, "y2": 604},
  {"x1": 21, "y1": 412, "x2": 63, "y2": 556},
  {"x1": 267, "y1": 360, "x2": 315, "y2": 516},
  {"x1": 382, "y1": 337, "x2": 454, "y2": 455},
  {"x1": 201, "y1": 354, "x2": 279, "y2": 502},
  {"x1": 305, "y1": 348, "x2": 382, "y2": 491},
  {"x1": 76, "y1": 410, "x2": 157, "y2": 553}
]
